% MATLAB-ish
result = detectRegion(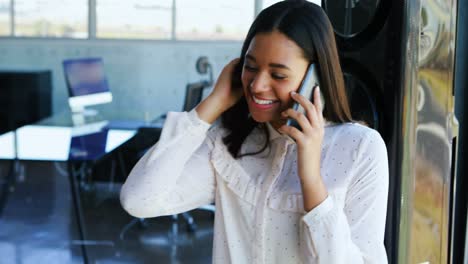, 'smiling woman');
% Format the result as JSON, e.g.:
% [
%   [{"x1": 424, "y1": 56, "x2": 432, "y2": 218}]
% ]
[{"x1": 121, "y1": 1, "x2": 389, "y2": 263}]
